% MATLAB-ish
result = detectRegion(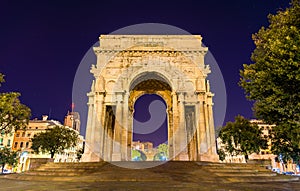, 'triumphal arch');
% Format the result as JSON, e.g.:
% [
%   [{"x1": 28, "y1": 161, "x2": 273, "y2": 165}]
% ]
[{"x1": 82, "y1": 35, "x2": 218, "y2": 162}]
